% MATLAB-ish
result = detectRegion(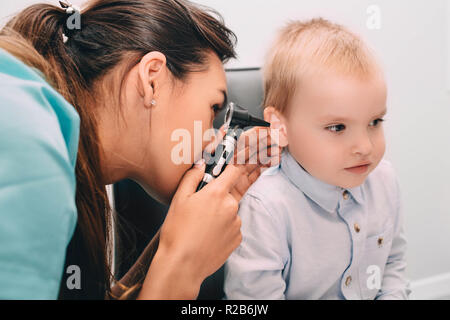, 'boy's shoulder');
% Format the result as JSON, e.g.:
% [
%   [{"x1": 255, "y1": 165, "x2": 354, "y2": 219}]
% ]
[
  {"x1": 242, "y1": 164, "x2": 302, "y2": 211},
  {"x1": 246, "y1": 165, "x2": 287, "y2": 194}
]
